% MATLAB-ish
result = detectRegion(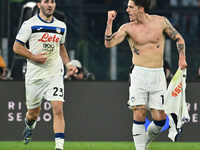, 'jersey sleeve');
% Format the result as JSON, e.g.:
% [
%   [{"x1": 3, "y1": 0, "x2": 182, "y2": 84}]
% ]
[
  {"x1": 16, "y1": 21, "x2": 32, "y2": 44},
  {"x1": 60, "y1": 24, "x2": 67, "y2": 45}
]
